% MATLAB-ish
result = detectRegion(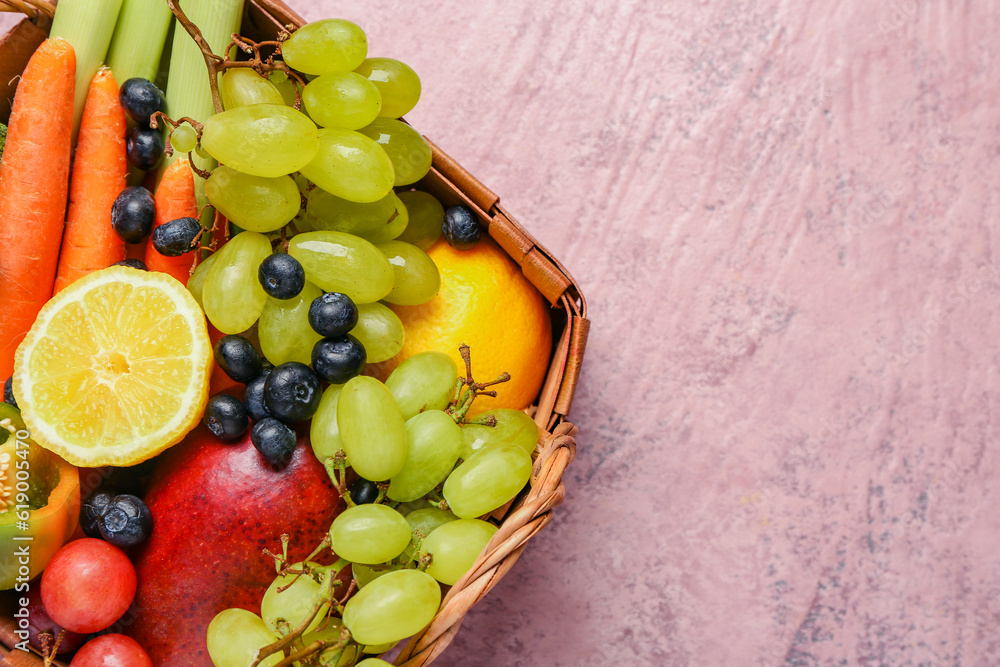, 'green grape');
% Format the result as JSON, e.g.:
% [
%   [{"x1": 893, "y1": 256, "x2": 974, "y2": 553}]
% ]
[
  {"x1": 287, "y1": 231, "x2": 394, "y2": 303},
  {"x1": 310, "y1": 383, "x2": 343, "y2": 461},
  {"x1": 350, "y1": 302, "x2": 404, "y2": 363},
  {"x1": 354, "y1": 57, "x2": 421, "y2": 118},
  {"x1": 259, "y1": 281, "x2": 323, "y2": 365},
  {"x1": 387, "y1": 411, "x2": 463, "y2": 502},
  {"x1": 201, "y1": 104, "x2": 319, "y2": 178},
  {"x1": 442, "y1": 443, "x2": 532, "y2": 519},
  {"x1": 420, "y1": 519, "x2": 498, "y2": 586},
  {"x1": 282, "y1": 19, "x2": 368, "y2": 75},
  {"x1": 205, "y1": 166, "x2": 302, "y2": 233},
  {"x1": 219, "y1": 68, "x2": 285, "y2": 109},
  {"x1": 356, "y1": 660, "x2": 393, "y2": 667},
  {"x1": 396, "y1": 498, "x2": 433, "y2": 515},
  {"x1": 360, "y1": 643, "x2": 396, "y2": 656},
  {"x1": 377, "y1": 240, "x2": 439, "y2": 305},
  {"x1": 170, "y1": 124, "x2": 198, "y2": 153},
  {"x1": 352, "y1": 562, "x2": 400, "y2": 589},
  {"x1": 406, "y1": 508, "x2": 457, "y2": 542},
  {"x1": 299, "y1": 619, "x2": 358, "y2": 666},
  {"x1": 206, "y1": 608, "x2": 281, "y2": 667},
  {"x1": 202, "y1": 231, "x2": 271, "y2": 334},
  {"x1": 186, "y1": 251, "x2": 217, "y2": 308},
  {"x1": 384, "y1": 351, "x2": 458, "y2": 420},
  {"x1": 329, "y1": 504, "x2": 411, "y2": 564},
  {"x1": 337, "y1": 376, "x2": 407, "y2": 480},
  {"x1": 261, "y1": 562, "x2": 328, "y2": 634},
  {"x1": 357, "y1": 195, "x2": 408, "y2": 244},
  {"x1": 300, "y1": 128, "x2": 395, "y2": 203},
  {"x1": 341, "y1": 570, "x2": 441, "y2": 646},
  {"x1": 306, "y1": 188, "x2": 400, "y2": 237},
  {"x1": 357, "y1": 118, "x2": 432, "y2": 187},
  {"x1": 402, "y1": 507, "x2": 457, "y2": 560},
  {"x1": 269, "y1": 72, "x2": 299, "y2": 107},
  {"x1": 304, "y1": 71, "x2": 382, "y2": 130},
  {"x1": 461, "y1": 409, "x2": 540, "y2": 458},
  {"x1": 395, "y1": 190, "x2": 444, "y2": 250}
]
